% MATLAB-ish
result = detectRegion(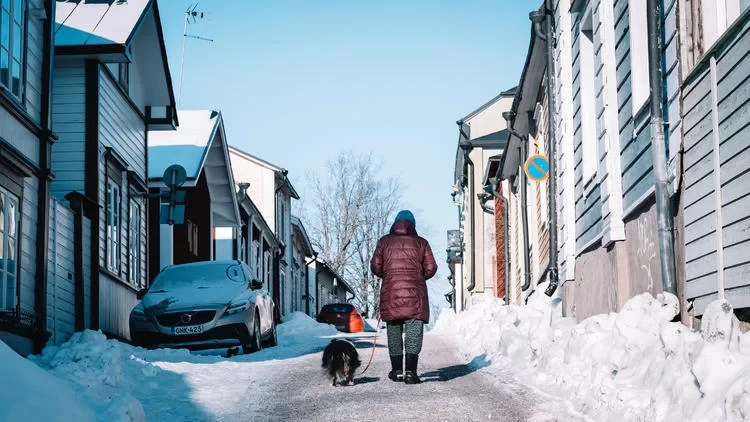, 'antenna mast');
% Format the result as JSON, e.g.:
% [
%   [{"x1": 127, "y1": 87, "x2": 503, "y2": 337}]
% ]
[{"x1": 177, "y1": 3, "x2": 213, "y2": 107}]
